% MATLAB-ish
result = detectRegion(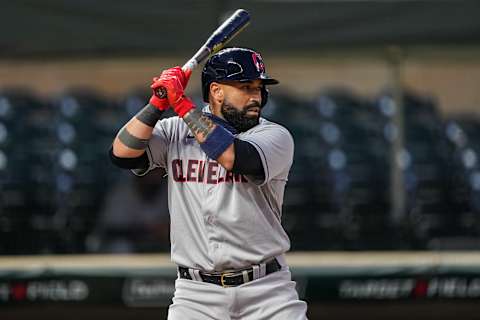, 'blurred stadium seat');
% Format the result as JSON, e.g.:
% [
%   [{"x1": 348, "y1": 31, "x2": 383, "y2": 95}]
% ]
[
  {"x1": 48, "y1": 88, "x2": 128, "y2": 252},
  {"x1": 0, "y1": 89, "x2": 56, "y2": 253},
  {"x1": 313, "y1": 89, "x2": 392, "y2": 249},
  {"x1": 437, "y1": 115, "x2": 480, "y2": 248},
  {"x1": 374, "y1": 91, "x2": 455, "y2": 248}
]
